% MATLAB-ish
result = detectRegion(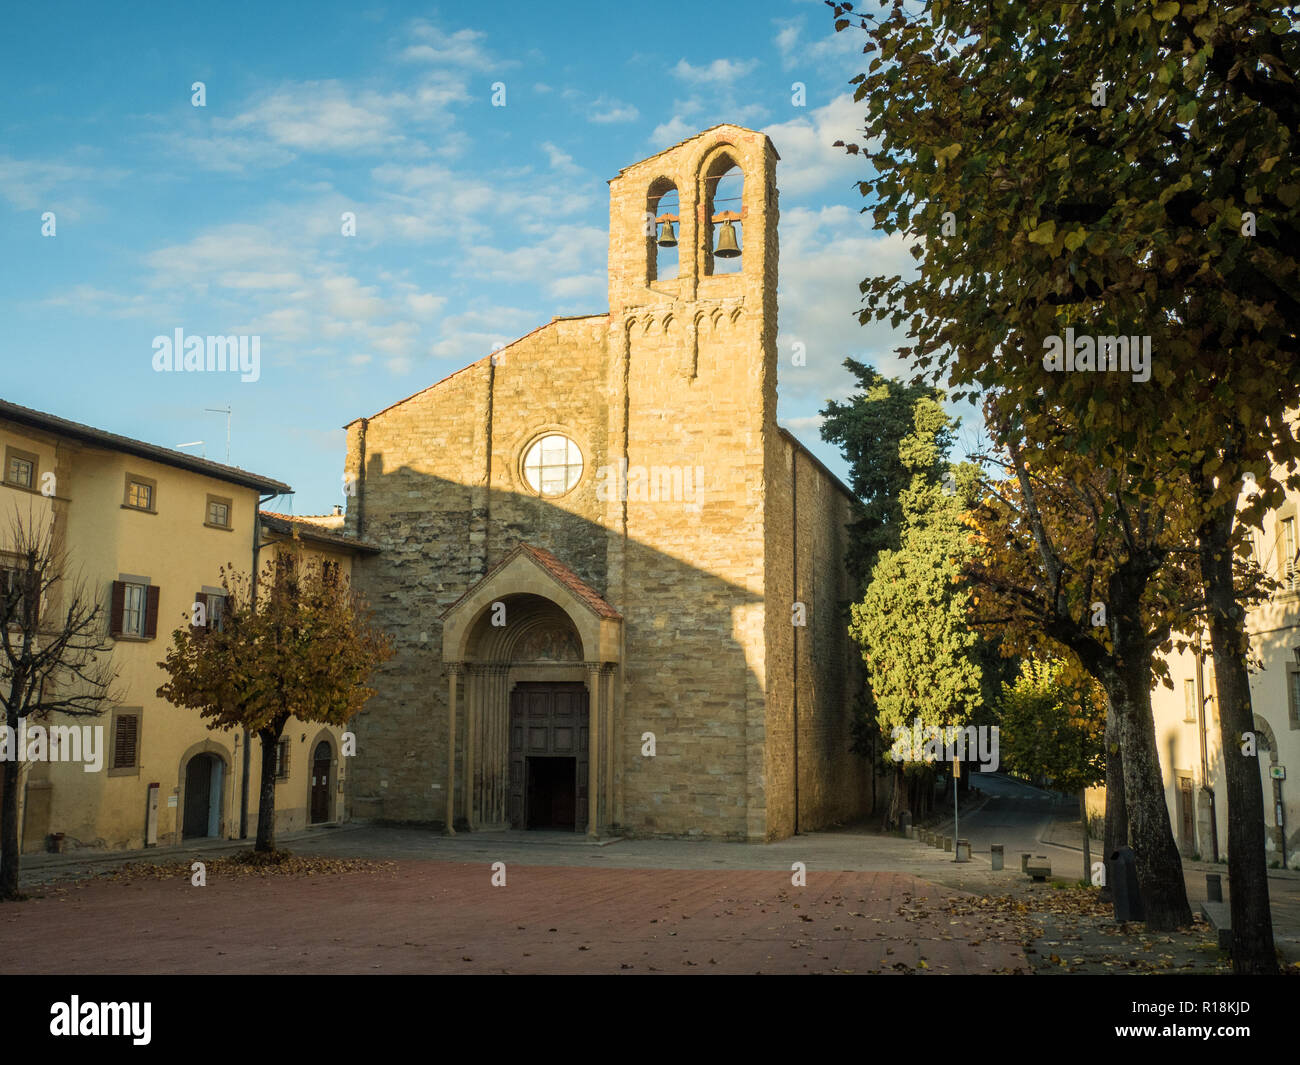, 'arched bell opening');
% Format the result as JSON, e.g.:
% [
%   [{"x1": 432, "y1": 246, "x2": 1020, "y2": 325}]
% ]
[
  {"x1": 647, "y1": 177, "x2": 680, "y2": 283},
  {"x1": 702, "y1": 153, "x2": 743, "y2": 276}
]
